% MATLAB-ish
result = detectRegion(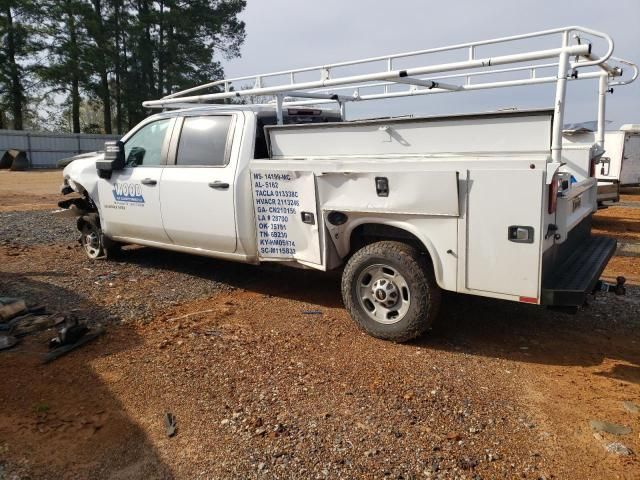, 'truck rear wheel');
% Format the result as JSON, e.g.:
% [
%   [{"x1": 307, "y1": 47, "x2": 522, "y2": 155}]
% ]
[{"x1": 341, "y1": 240, "x2": 440, "y2": 342}]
